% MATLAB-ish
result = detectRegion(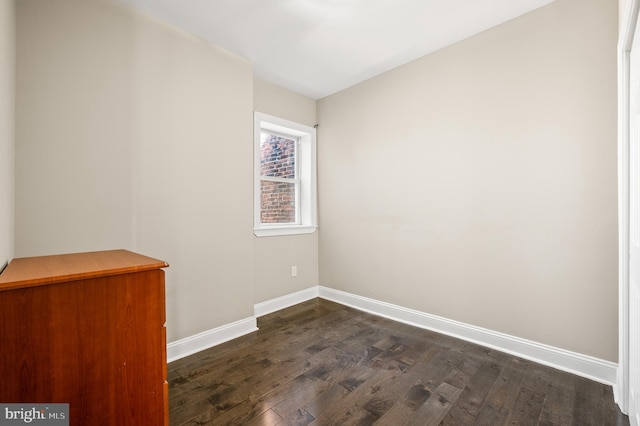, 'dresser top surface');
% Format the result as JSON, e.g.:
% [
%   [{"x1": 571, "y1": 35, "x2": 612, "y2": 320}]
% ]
[{"x1": 0, "y1": 249, "x2": 169, "y2": 291}]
